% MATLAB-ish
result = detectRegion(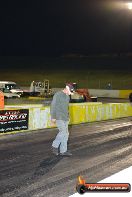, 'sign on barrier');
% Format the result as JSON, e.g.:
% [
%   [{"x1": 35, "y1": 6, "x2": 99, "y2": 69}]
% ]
[{"x1": 0, "y1": 109, "x2": 29, "y2": 133}]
